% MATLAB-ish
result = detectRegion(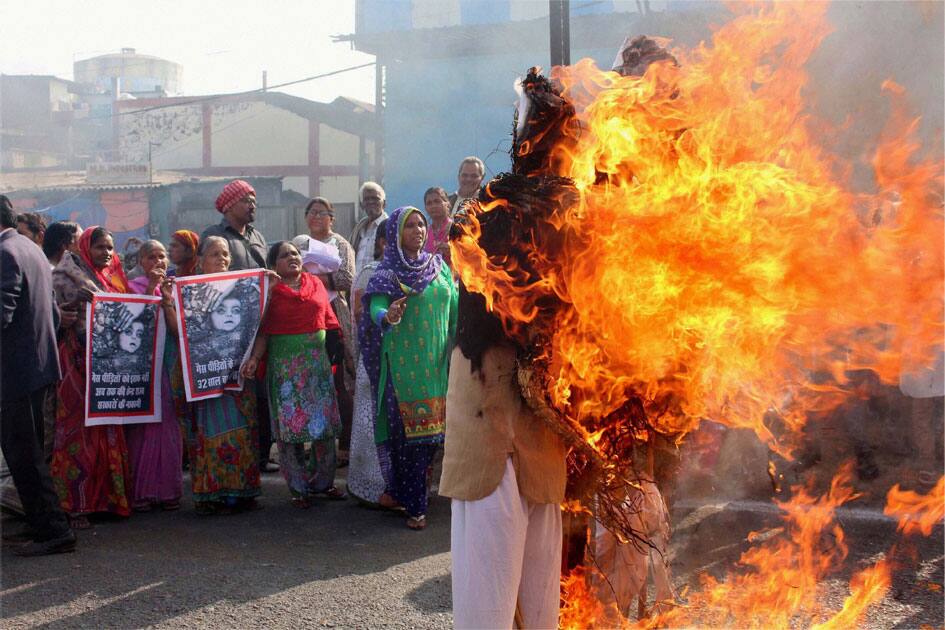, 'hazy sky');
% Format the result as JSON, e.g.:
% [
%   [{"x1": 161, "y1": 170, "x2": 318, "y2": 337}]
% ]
[{"x1": 1, "y1": 0, "x2": 376, "y2": 104}]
